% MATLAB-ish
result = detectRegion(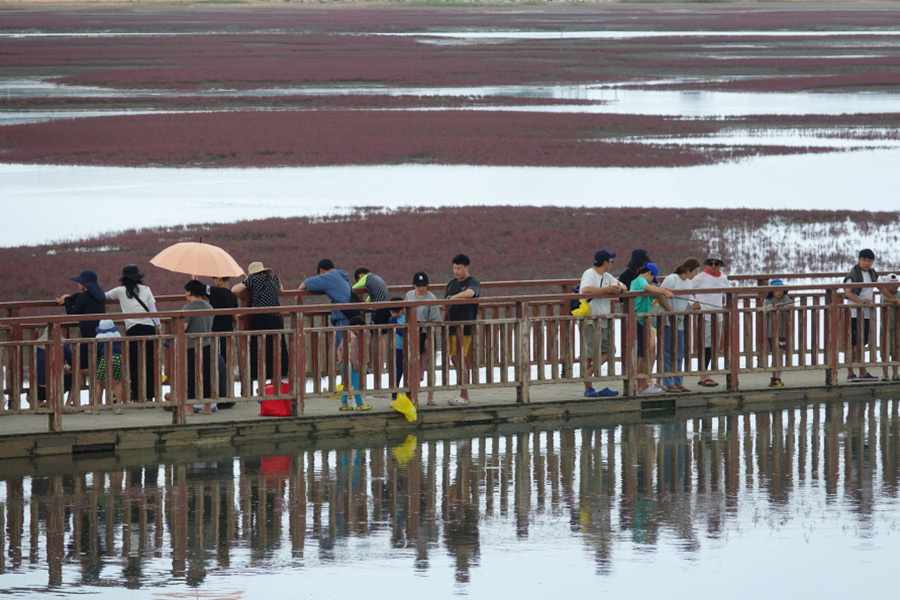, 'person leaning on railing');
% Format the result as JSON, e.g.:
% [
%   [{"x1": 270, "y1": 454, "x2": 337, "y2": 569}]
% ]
[
  {"x1": 405, "y1": 271, "x2": 442, "y2": 406},
  {"x1": 232, "y1": 262, "x2": 289, "y2": 382},
  {"x1": 693, "y1": 253, "x2": 730, "y2": 388},
  {"x1": 659, "y1": 257, "x2": 701, "y2": 393},
  {"x1": 56, "y1": 269, "x2": 106, "y2": 407},
  {"x1": 105, "y1": 264, "x2": 159, "y2": 402}
]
